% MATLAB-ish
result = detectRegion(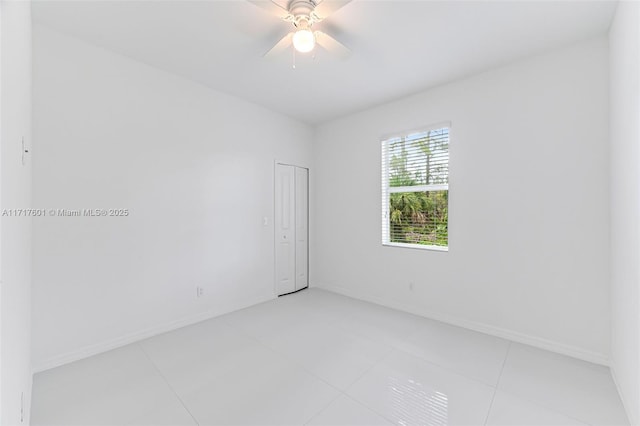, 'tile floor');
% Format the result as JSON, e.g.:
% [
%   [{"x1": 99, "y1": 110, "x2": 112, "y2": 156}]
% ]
[{"x1": 31, "y1": 288, "x2": 630, "y2": 426}]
